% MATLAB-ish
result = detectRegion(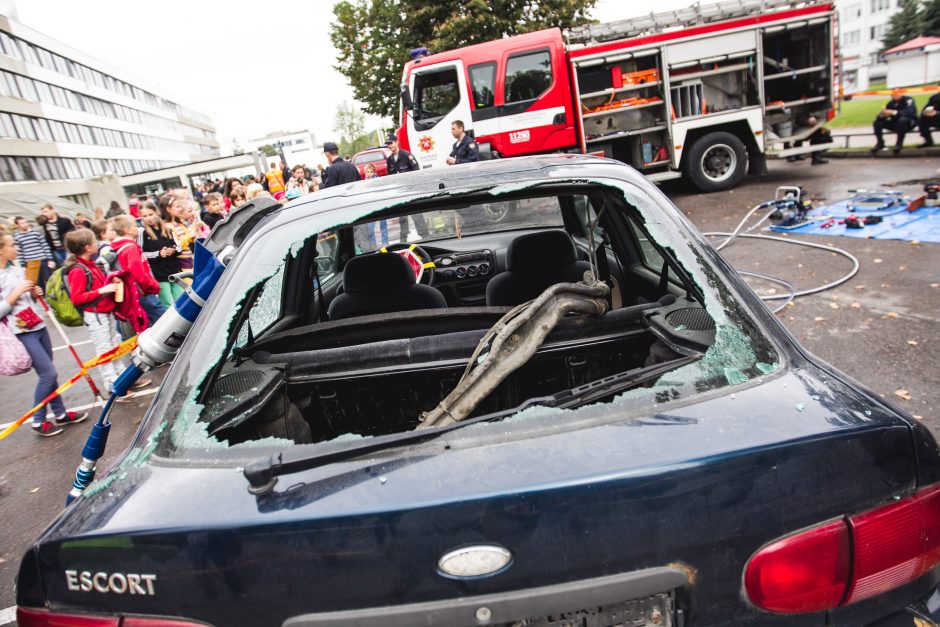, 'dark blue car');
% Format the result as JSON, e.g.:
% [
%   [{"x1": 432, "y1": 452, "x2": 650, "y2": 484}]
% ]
[{"x1": 16, "y1": 156, "x2": 940, "y2": 626}]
